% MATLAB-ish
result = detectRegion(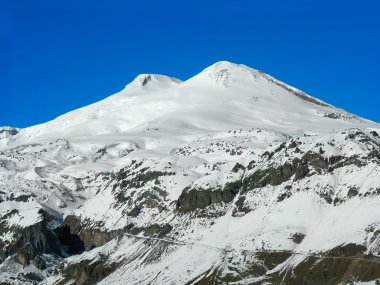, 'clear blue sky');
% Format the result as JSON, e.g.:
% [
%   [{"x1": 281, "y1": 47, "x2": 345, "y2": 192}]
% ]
[{"x1": 1, "y1": 0, "x2": 379, "y2": 127}]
